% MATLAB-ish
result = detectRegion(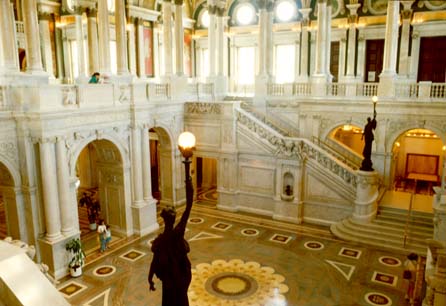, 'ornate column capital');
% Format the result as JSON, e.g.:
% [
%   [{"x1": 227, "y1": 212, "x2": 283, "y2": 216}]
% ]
[
  {"x1": 86, "y1": 7, "x2": 98, "y2": 18},
  {"x1": 173, "y1": 0, "x2": 184, "y2": 5},
  {"x1": 208, "y1": 4, "x2": 217, "y2": 15}
]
